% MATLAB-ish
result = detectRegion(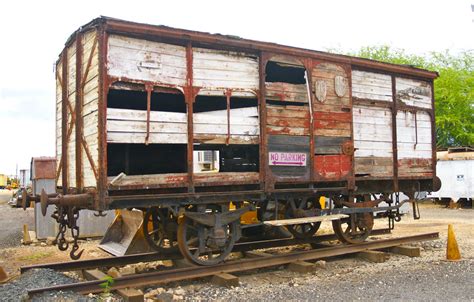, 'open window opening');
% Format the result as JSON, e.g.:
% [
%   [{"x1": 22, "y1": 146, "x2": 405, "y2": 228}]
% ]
[
  {"x1": 265, "y1": 61, "x2": 306, "y2": 84},
  {"x1": 106, "y1": 86, "x2": 187, "y2": 176},
  {"x1": 193, "y1": 94, "x2": 260, "y2": 173},
  {"x1": 194, "y1": 144, "x2": 259, "y2": 173},
  {"x1": 107, "y1": 143, "x2": 187, "y2": 176}
]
